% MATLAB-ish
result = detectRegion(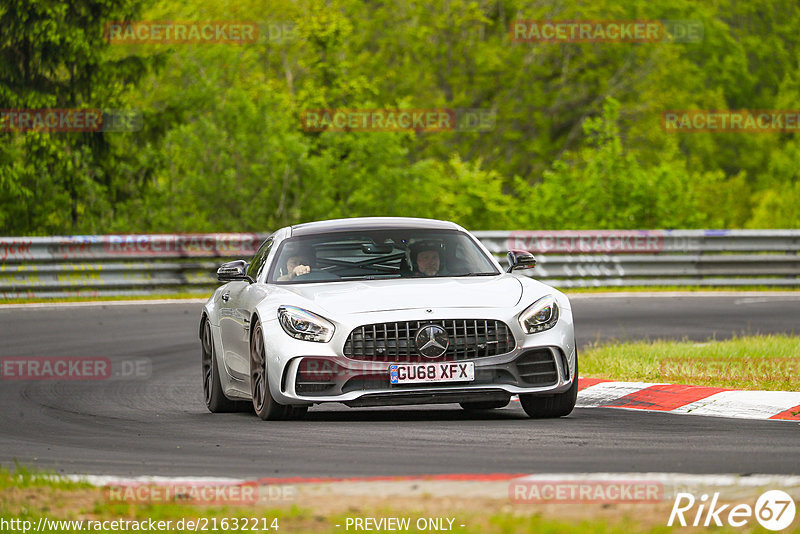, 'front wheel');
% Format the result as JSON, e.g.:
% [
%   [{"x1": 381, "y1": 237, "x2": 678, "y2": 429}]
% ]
[
  {"x1": 250, "y1": 320, "x2": 307, "y2": 420},
  {"x1": 519, "y1": 353, "x2": 578, "y2": 419}
]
